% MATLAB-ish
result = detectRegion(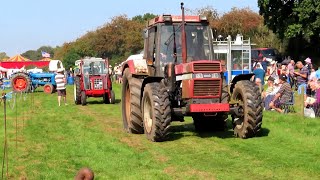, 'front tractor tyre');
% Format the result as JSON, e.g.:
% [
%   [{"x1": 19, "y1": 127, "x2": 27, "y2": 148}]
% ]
[
  {"x1": 104, "y1": 90, "x2": 116, "y2": 104},
  {"x1": 81, "y1": 91, "x2": 87, "y2": 106},
  {"x1": 121, "y1": 68, "x2": 144, "y2": 134},
  {"x1": 231, "y1": 80, "x2": 263, "y2": 138},
  {"x1": 109, "y1": 90, "x2": 115, "y2": 104},
  {"x1": 43, "y1": 84, "x2": 54, "y2": 94},
  {"x1": 74, "y1": 76, "x2": 81, "y2": 105},
  {"x1": 10, "y1": 73, "x2": 31, "y2": 93},
  {"x1": 142, "y1": 82, "x2": 171, "y2": 142}
]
